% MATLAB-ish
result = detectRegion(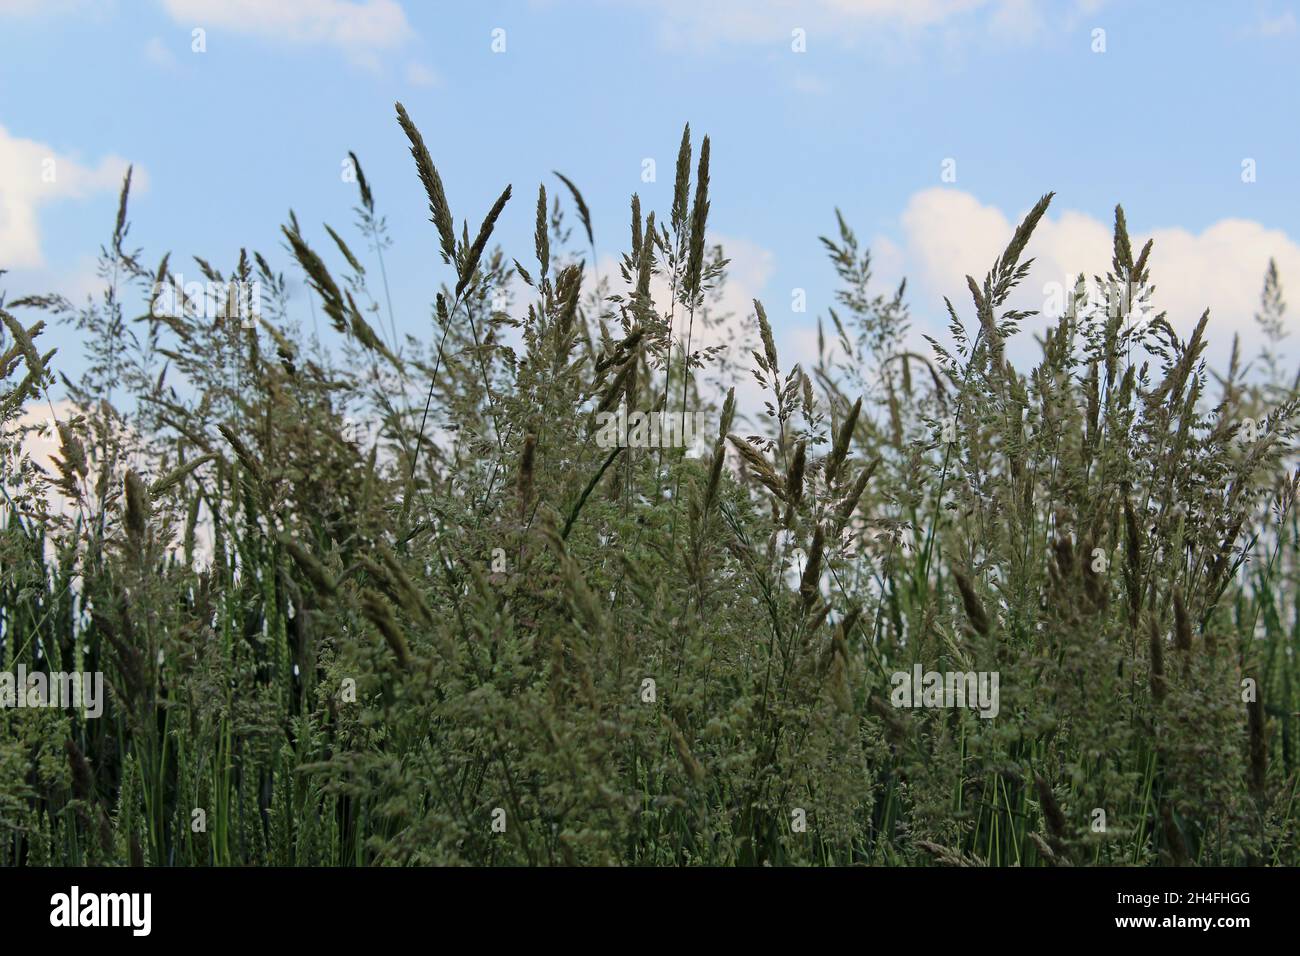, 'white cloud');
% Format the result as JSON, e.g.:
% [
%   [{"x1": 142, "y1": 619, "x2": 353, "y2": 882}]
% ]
[
  {"x1": 585, "y1": 232, "x2": 776, "y2": 410},
  {"x1": 158, "y1": 0, "x2": 414, "y2": 66},
  {"x1": 0, "y1": 0, "x2": 90, "y2": 15},
  {"x1": 0, "y1": 125, "x2": 140, "y2": 270},
  {"x1": 823, "y1": 0, "x2": 989, "y2": 27},
  {"x1": 4, "y1": 400, "x2": 88, "y2": 535},
  {"x1": 985, "y1": 0, "x2": 1044, "y2": 42},
  {"x1": 708, "y1": 234, "x2": 777, "y2": 330},
  {"x1": 144, "y1": 35, "x2": 178, "y2": 69},
  {"x1": 7, "y1": 400, "x2": 73, "y2": 501},
  {"x1": 3, "y1": 0, "x2": 419, "y2": 69},
  {"x1": 2, "y1": 256, "x2": 104, "y2": 307},
  {"x1": 5, "y1": 399, "x2": 215, "y2": 565},
  {"x1": 1255, "y1": 11, "x2": 1297, "y2": 37},
  {"x1": 624, "y1": 0, "x2": 1102, "y2": 50},
  {"x1": 405, "y1": 61, "x2": 439, "y2": 87},
  {"x1": 883, "y1": 186, "x2": 1300, "y2": 368},
  {"x1": 677, "y1": 233, "x2": 777, "y2": 414},
  {"x1": 790, "y1": 73, "x2": 830, "y2": 94},
  {"x1": 590, "y1": 232, "x2": 774, "y2": 351}
]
